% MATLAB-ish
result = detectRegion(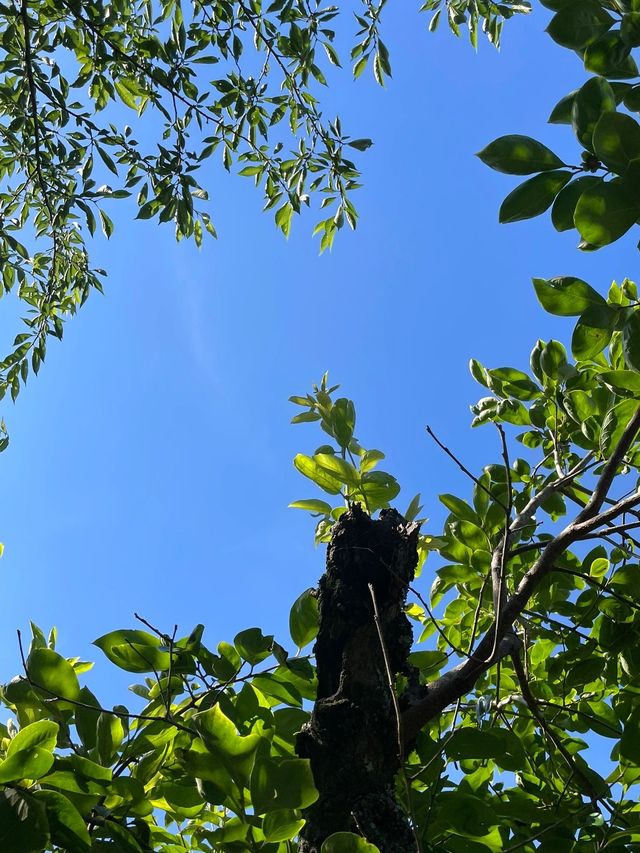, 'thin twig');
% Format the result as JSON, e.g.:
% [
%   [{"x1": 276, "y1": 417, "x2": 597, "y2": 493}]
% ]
[
  {"x1": 425, "y1": 424, "x2": 508, "y2": 511},
  {"x1": 467, "y1": 568, "x2": 491, "y2": 656},
  {"x1": 409, "y1": 583, "x2": 469, "y2": 659}
]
